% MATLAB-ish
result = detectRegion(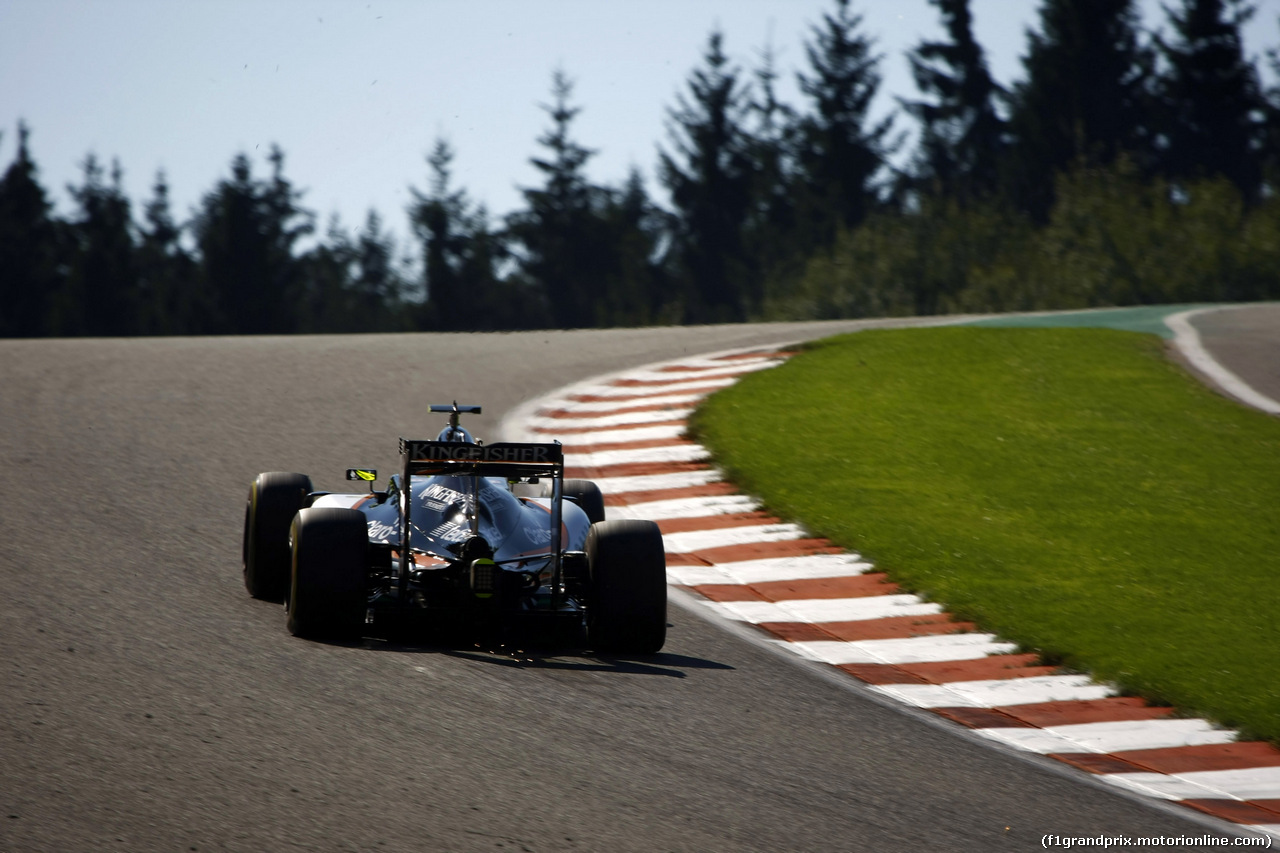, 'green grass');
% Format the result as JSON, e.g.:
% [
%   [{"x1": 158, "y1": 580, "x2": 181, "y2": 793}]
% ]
[{"x1": 691, "y1": 327, "x2": 1280, "y2": 742}]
